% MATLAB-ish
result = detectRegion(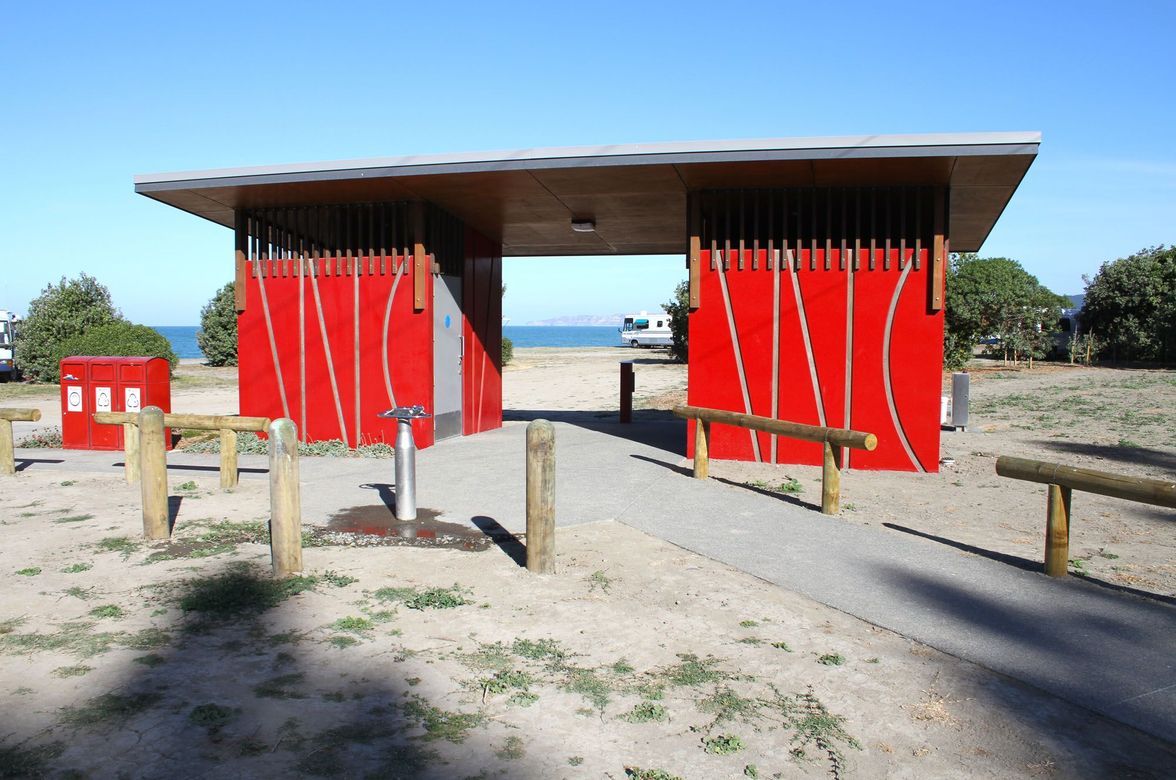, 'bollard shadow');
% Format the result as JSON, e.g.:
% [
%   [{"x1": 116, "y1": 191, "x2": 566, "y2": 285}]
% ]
[
  {"x1": 14, "y1": 458, "x2": 65, "y2": 471},
  {"x1": 882, "y1": 522, "x2": 1176, "y2": 607},
  {"x1": 358, "y1": 483, "x2": 398, "y2": 515},
  {"x1": 629, "y1": 453, "x2": 693, "y2": 478},
  {"x1": 1026, "y1": 439, "x2": 1176, "y2": 473},
  {"x1": 714, "y1": 476, "x2": 822, "y2": 513},
  {"x1": 127, "y1": 462, "x2": 269, "y2": 476},
  {"x1": 168, "y1": 496, "x2": 183, "y2": 532},
  {"x1": 471, "y1": 515, "x2": 527, "y2": 568},
  {"x1": 503, "y1": 408, "x2": 685, "y2": 453}
]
